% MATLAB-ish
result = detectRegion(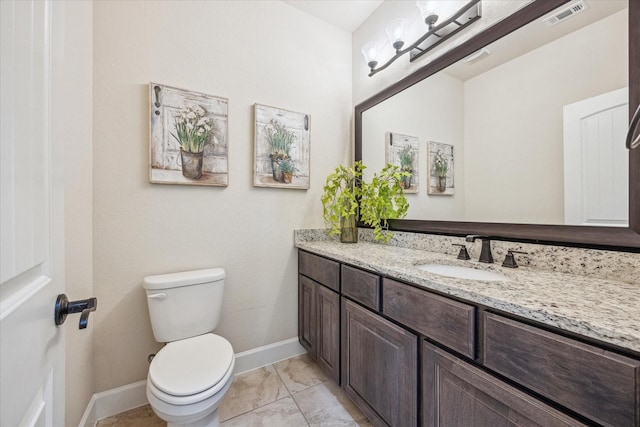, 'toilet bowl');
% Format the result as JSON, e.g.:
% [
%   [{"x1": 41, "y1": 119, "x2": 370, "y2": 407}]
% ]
[
  {"x1": 146, "y1": 334, "x2": 235, "y2": 427},
  {"x1": 143, "y1": 269, "x2": 235, "y2": 427}
]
